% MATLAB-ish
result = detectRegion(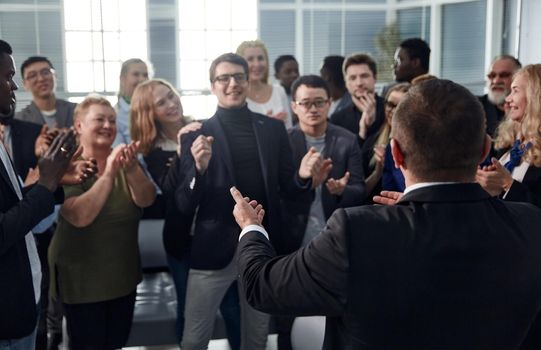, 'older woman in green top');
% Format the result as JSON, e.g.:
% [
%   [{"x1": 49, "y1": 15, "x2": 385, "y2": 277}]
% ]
[{"x1": 48, "y1": 95, "x2": 156, "y2": 349}]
